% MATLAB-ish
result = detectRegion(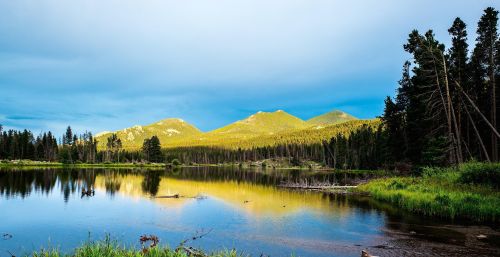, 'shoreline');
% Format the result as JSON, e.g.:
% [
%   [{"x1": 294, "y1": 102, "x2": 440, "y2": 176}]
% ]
[{"x1": 0, "y1": 160, "x2": 340, "y2": 171}]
